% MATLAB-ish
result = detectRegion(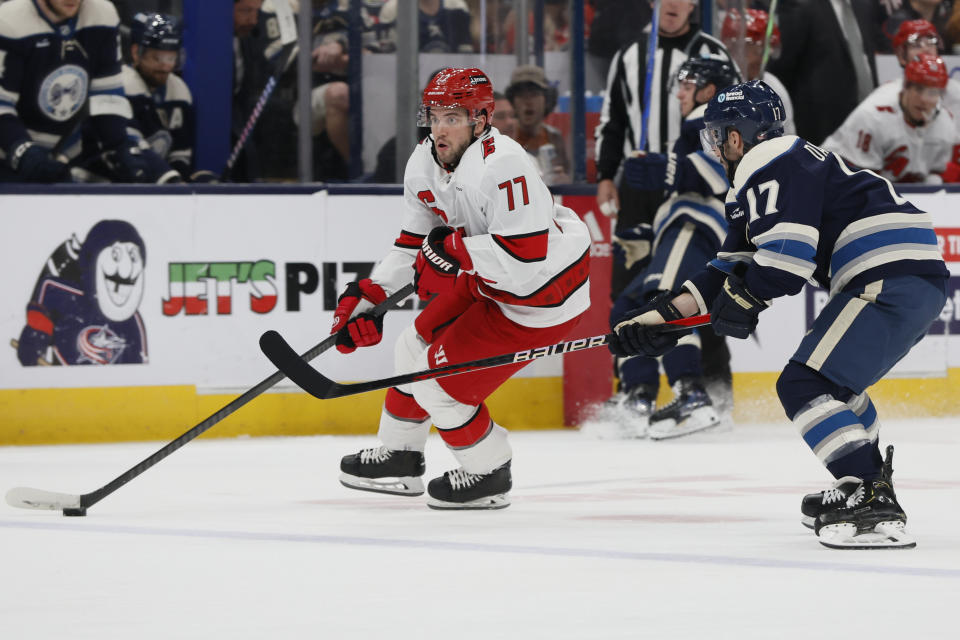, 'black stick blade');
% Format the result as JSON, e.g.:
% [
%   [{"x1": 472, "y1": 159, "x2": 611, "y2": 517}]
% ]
[{"x1": 259, "y1": 330, "x2": 337, "y2": 399}]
